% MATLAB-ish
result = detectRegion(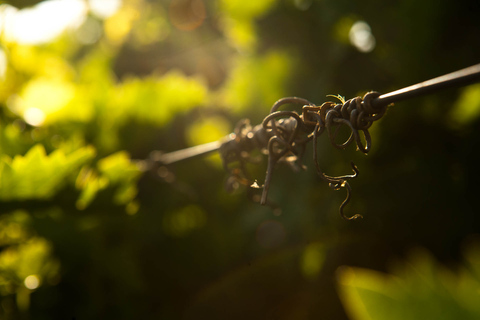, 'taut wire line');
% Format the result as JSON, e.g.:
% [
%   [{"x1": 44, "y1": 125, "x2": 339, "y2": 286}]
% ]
[{"x1": 146, "y1": 63, "x2": 480, "y2": 219}]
